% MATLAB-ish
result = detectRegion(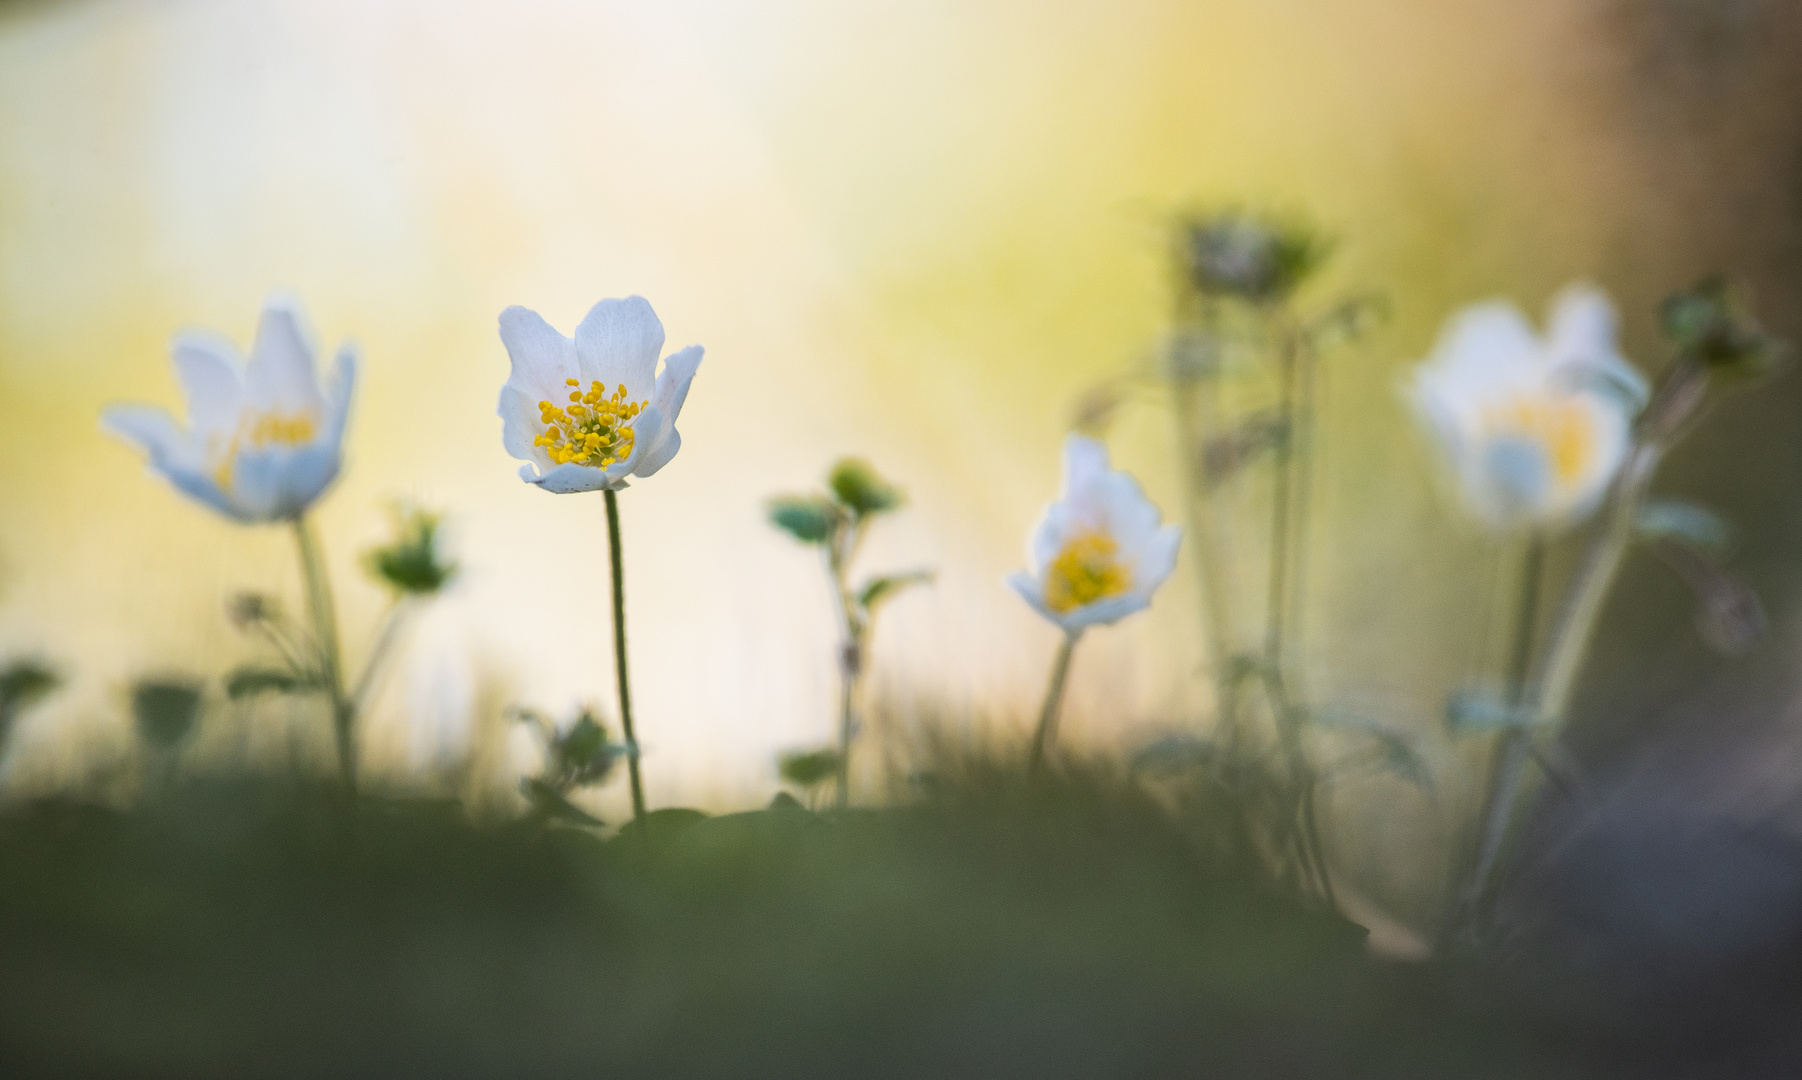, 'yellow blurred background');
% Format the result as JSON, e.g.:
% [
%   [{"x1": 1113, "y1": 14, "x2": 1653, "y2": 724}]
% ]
[{"x1": 3, "y1": 0, "x2": 1800, "y2": 924}]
